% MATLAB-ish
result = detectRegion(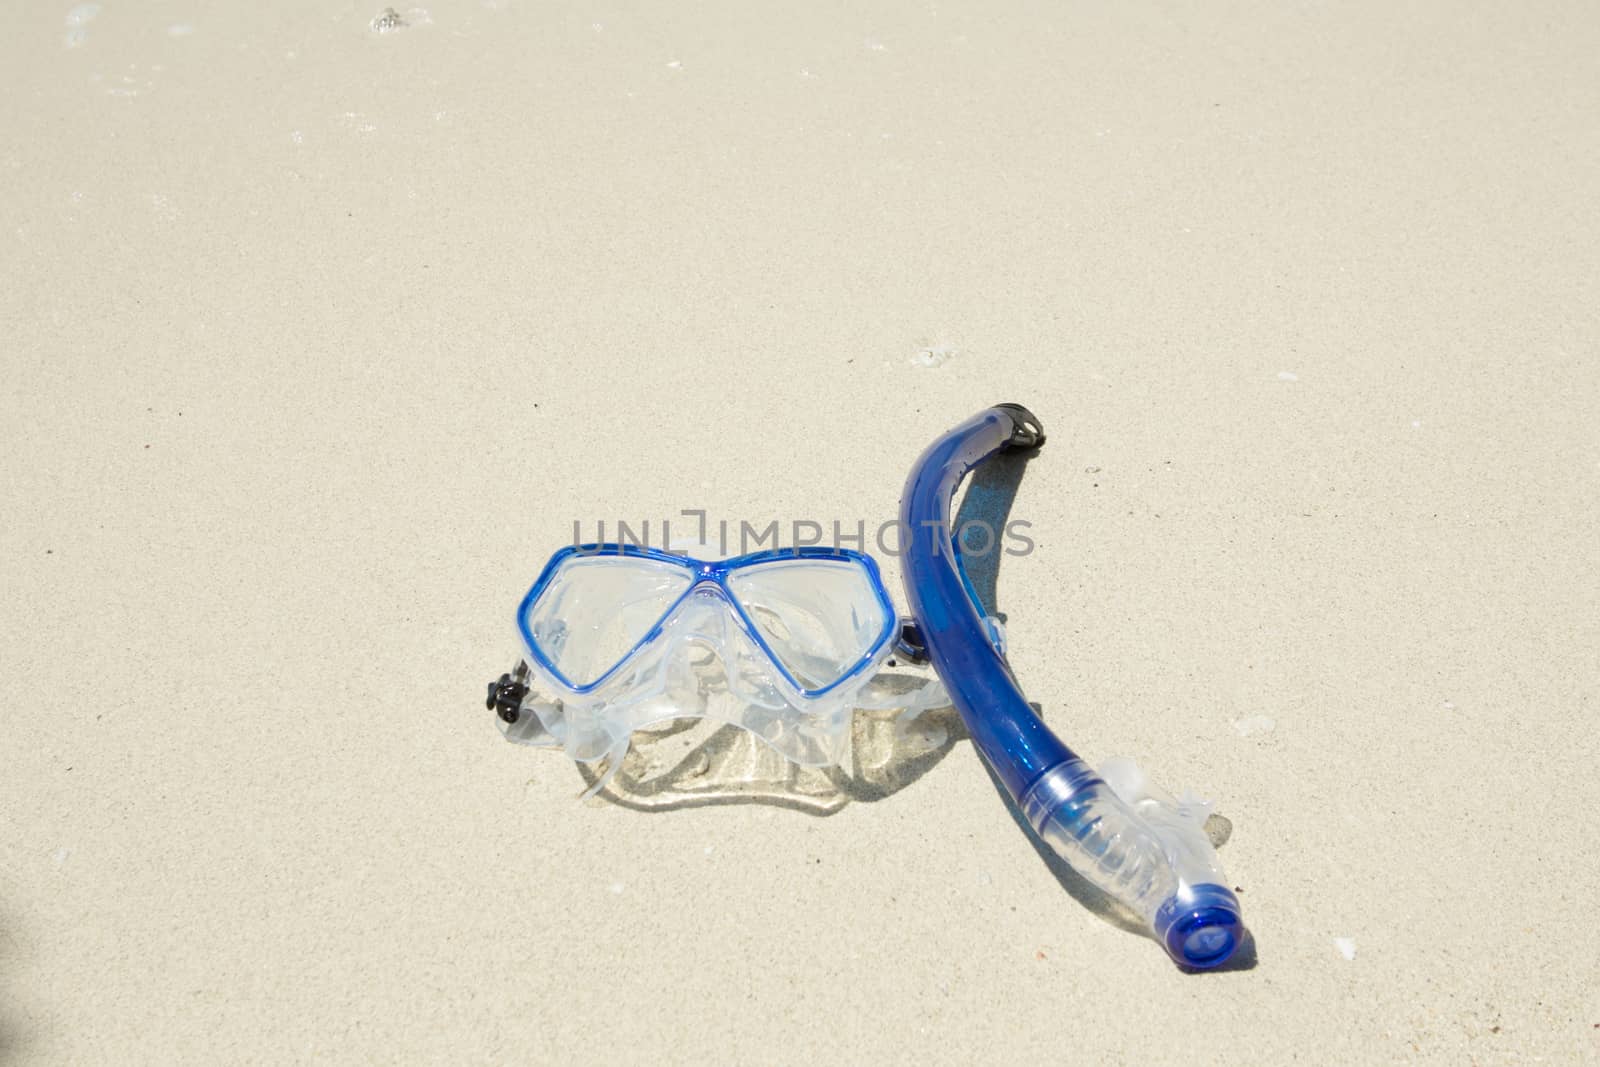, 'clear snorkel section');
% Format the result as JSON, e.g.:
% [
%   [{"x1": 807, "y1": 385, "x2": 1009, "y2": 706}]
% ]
[
  {"x1": 899, "y1": 405, "x2": 1247, "y2": 969},
  {"x1": 1019, "y1": 759, "x2": 1243, "y2": 969}
]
